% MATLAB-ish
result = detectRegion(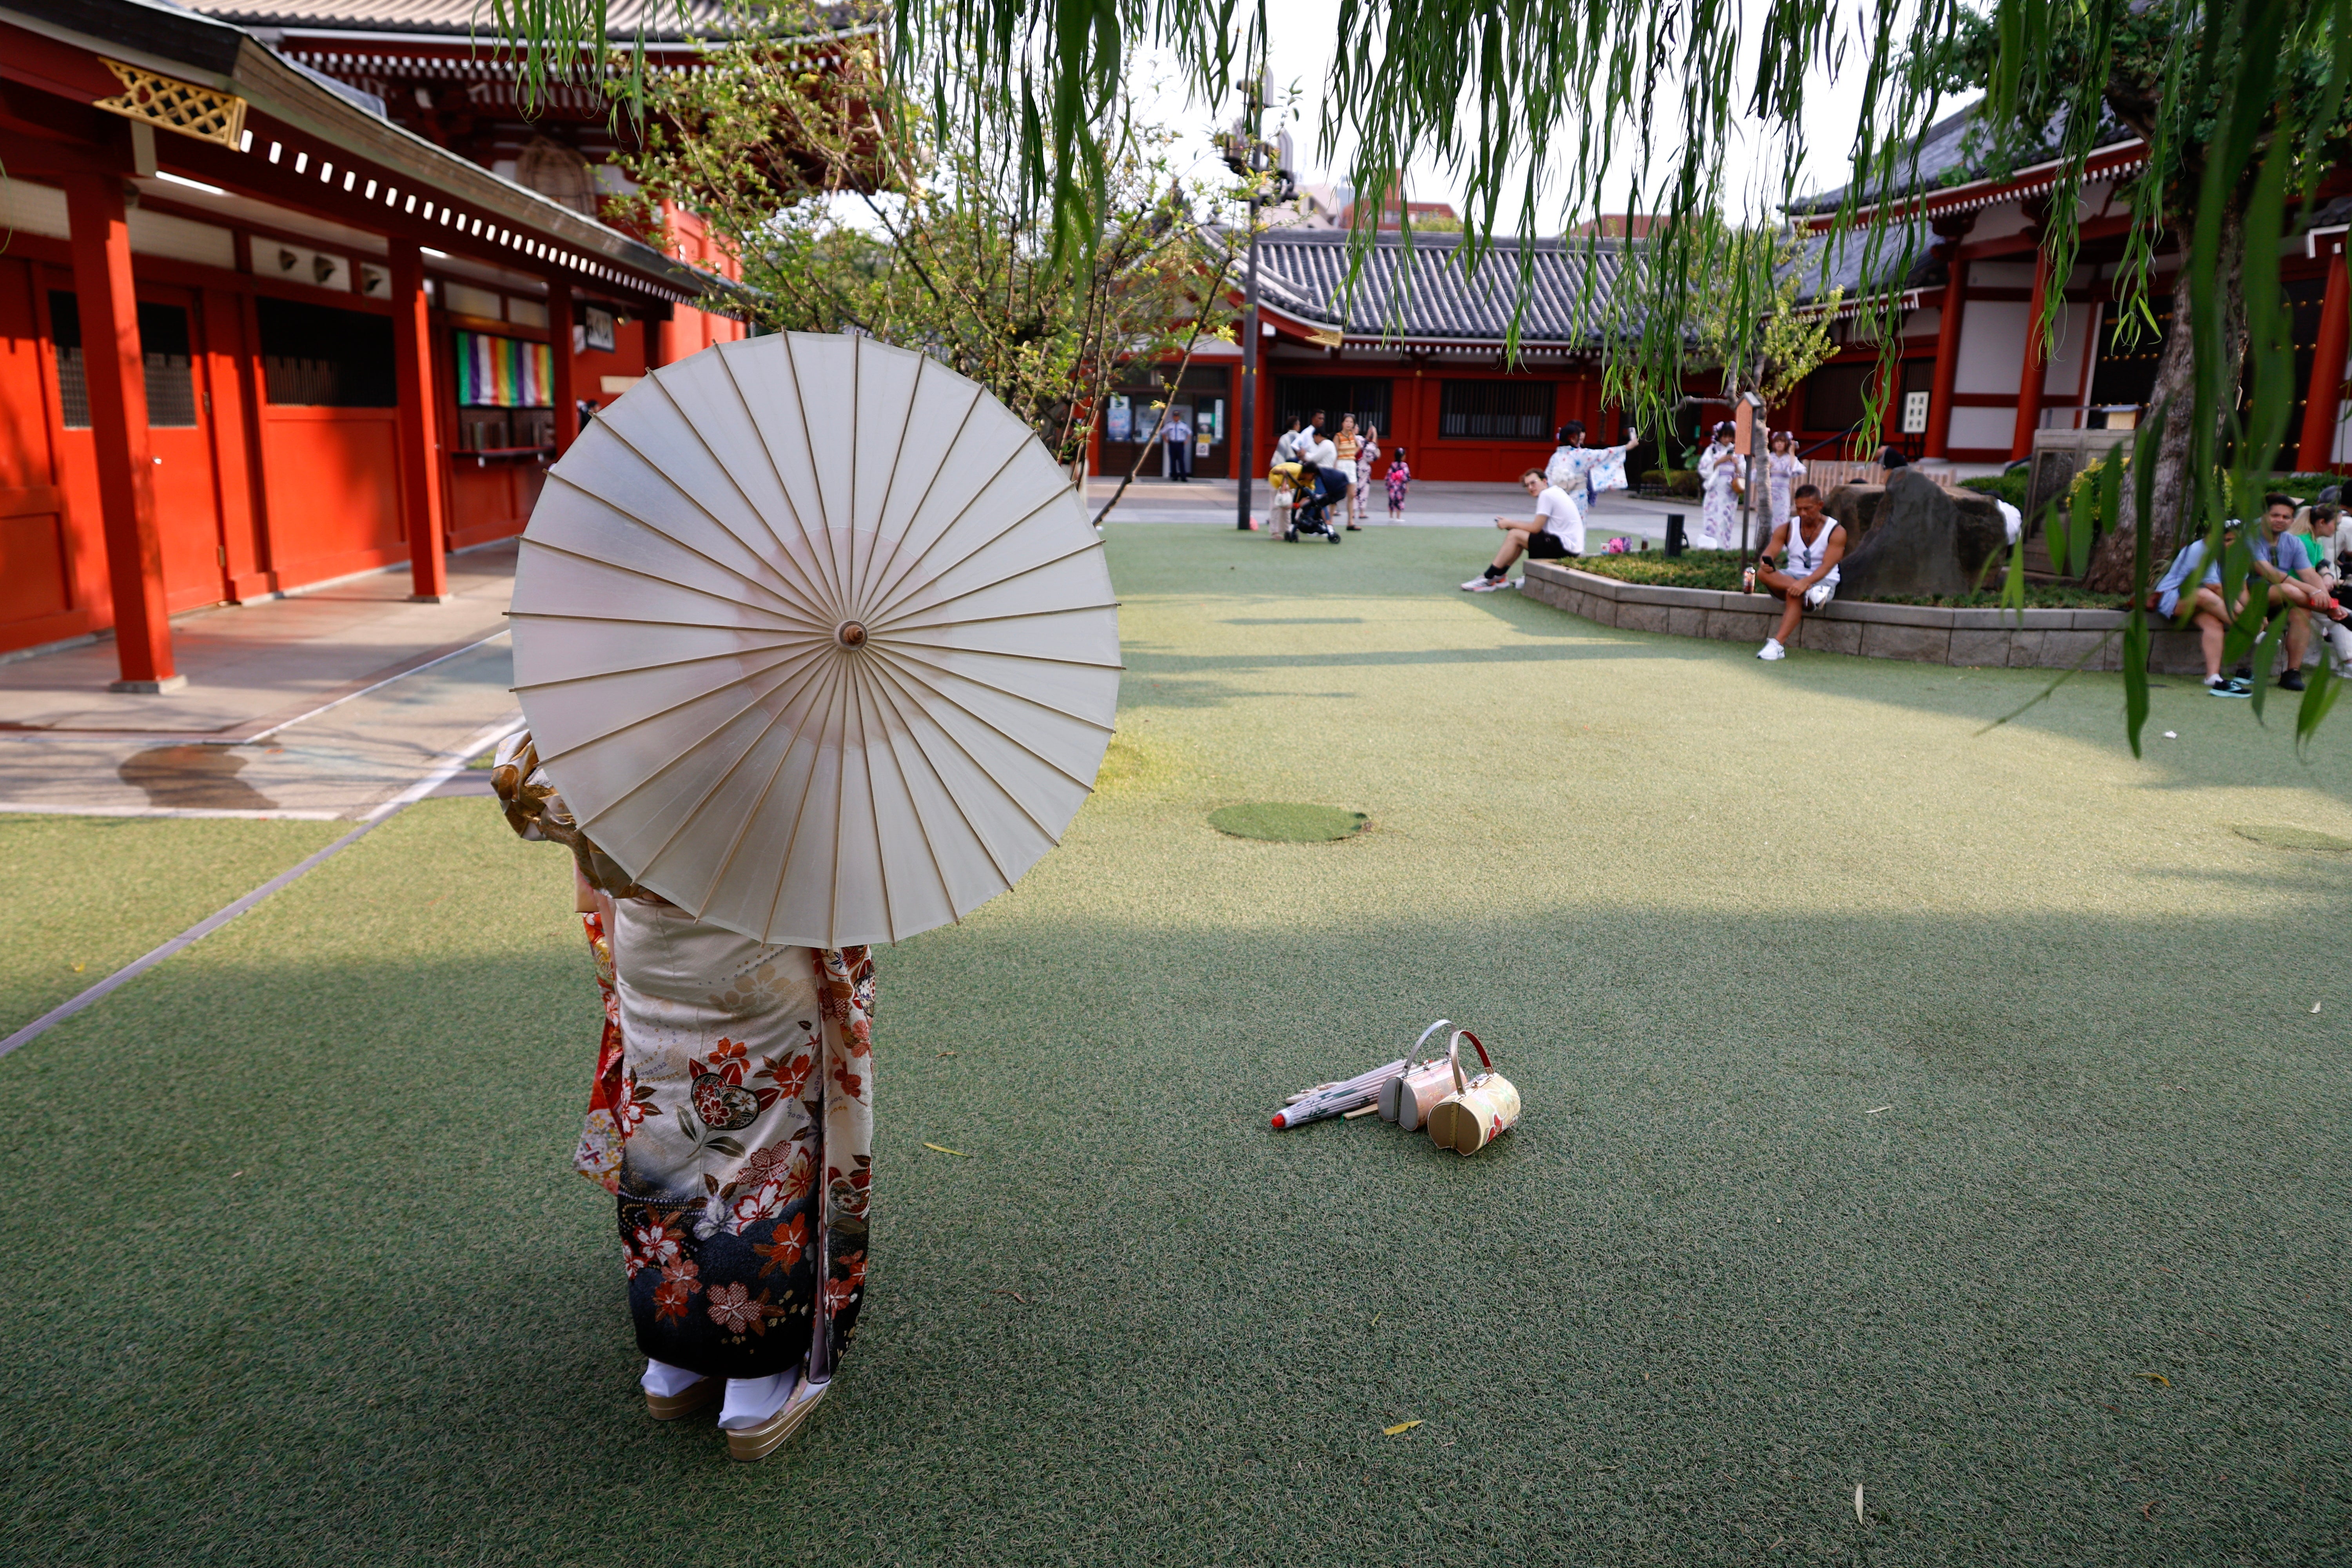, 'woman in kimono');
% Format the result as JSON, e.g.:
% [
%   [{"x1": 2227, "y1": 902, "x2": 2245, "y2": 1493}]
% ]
[
  {"x1": 1353, "y1": 425, "x2": 1381, "y2": 527},
  {"x1": 496, "y1": 733, "x2": 874, "y2": 1463},
  {"x1": 1764, "y1": 431, "x2": 1806, "y2": 533},
  {"x1": 1542, "y1": 421, "x2": 1641, "y2": 538},
  {"x1": 1696, "y1": 423, "x2": 1744, "y2": 550}
]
